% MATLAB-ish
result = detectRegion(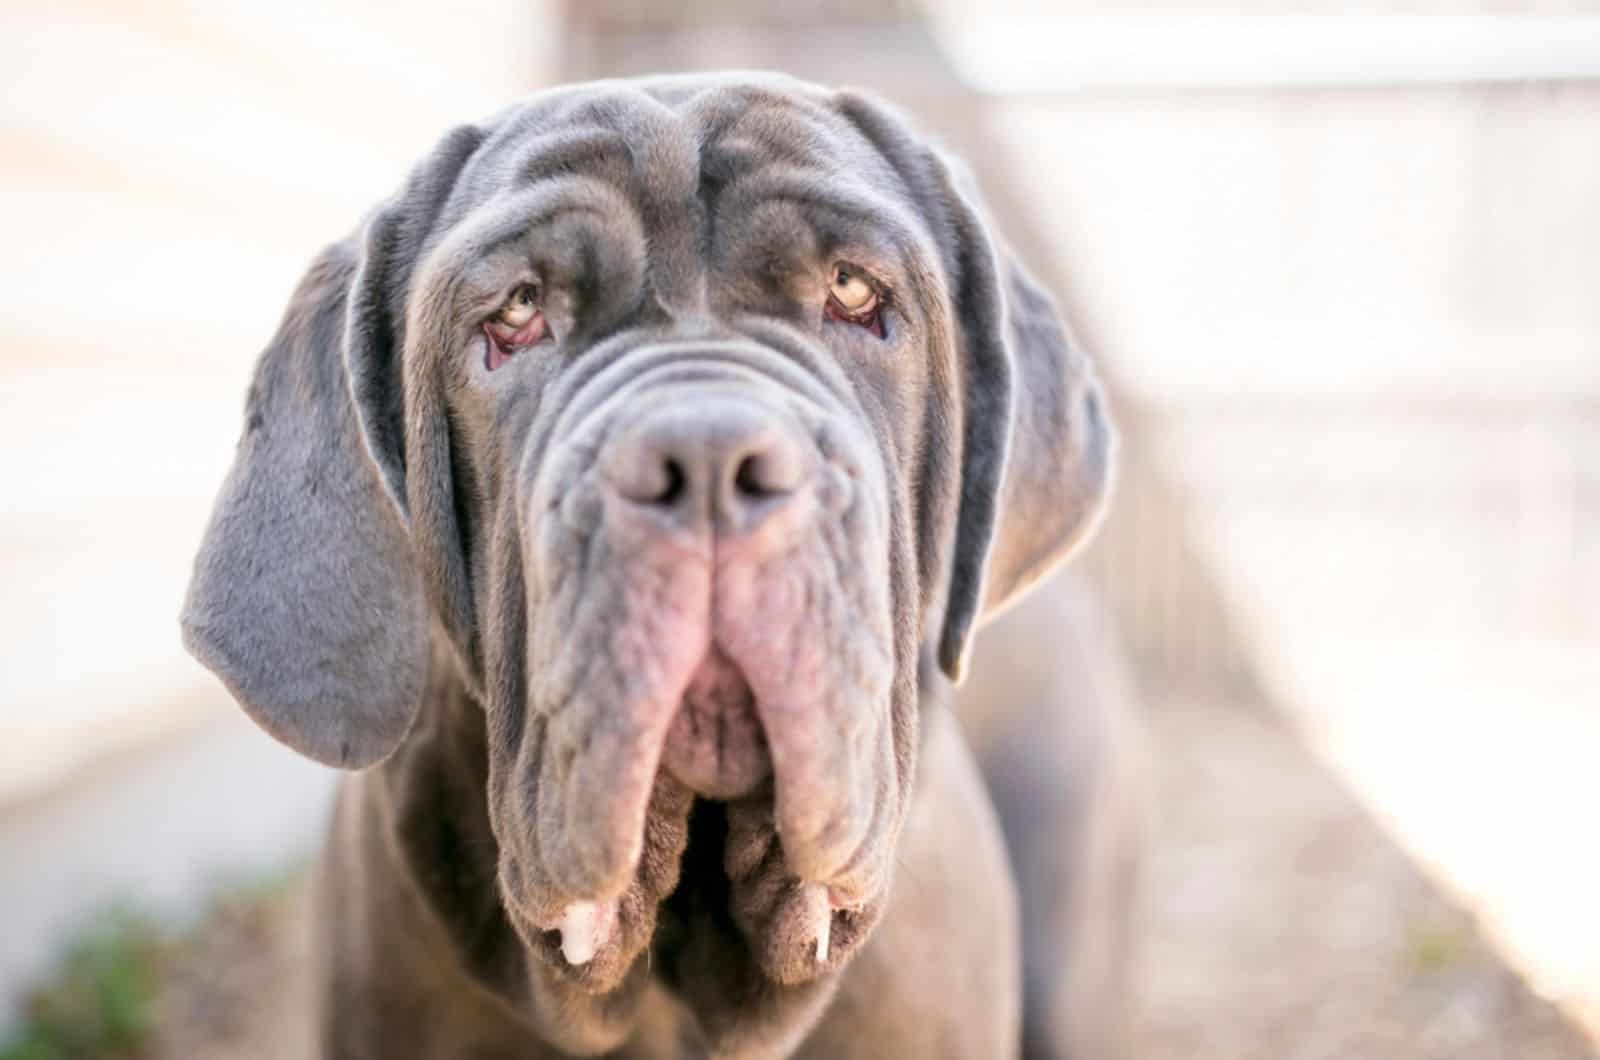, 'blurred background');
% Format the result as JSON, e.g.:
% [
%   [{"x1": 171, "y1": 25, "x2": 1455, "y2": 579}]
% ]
[{"x1": 1, "y1": 3, "x2": 1596, "y2": 1057}]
